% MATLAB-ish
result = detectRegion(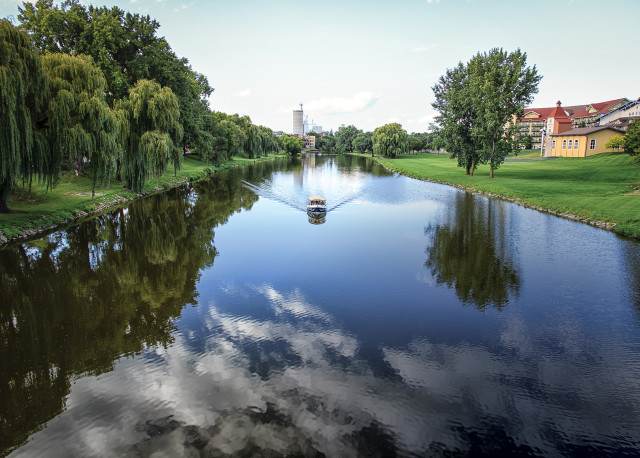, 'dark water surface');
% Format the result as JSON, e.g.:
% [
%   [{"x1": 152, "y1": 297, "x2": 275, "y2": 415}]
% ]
[{"x1": 2, "y1": 155, "x2": 640, "y2": 457}]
